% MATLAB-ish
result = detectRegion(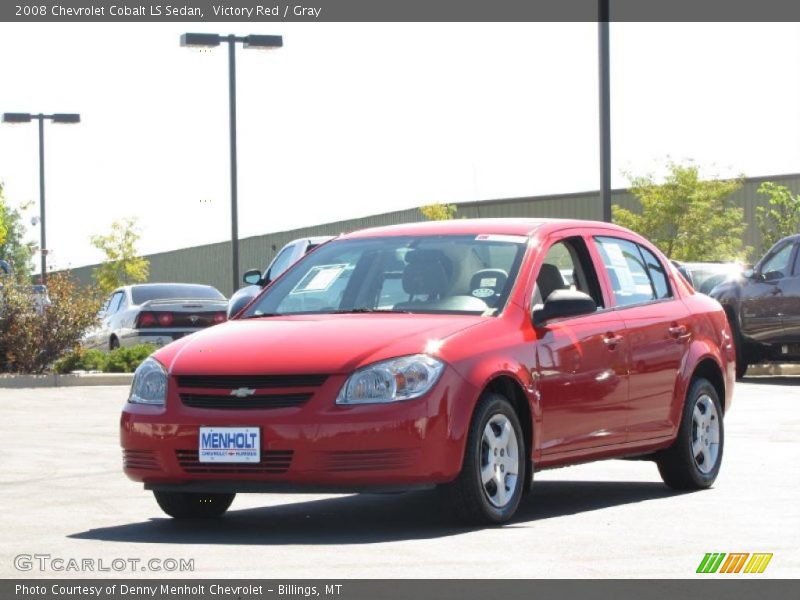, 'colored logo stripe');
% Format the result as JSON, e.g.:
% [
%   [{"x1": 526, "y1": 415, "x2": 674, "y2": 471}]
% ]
[{"x1": 697, "y1": 553, "x2": 773, "y2": 574}]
